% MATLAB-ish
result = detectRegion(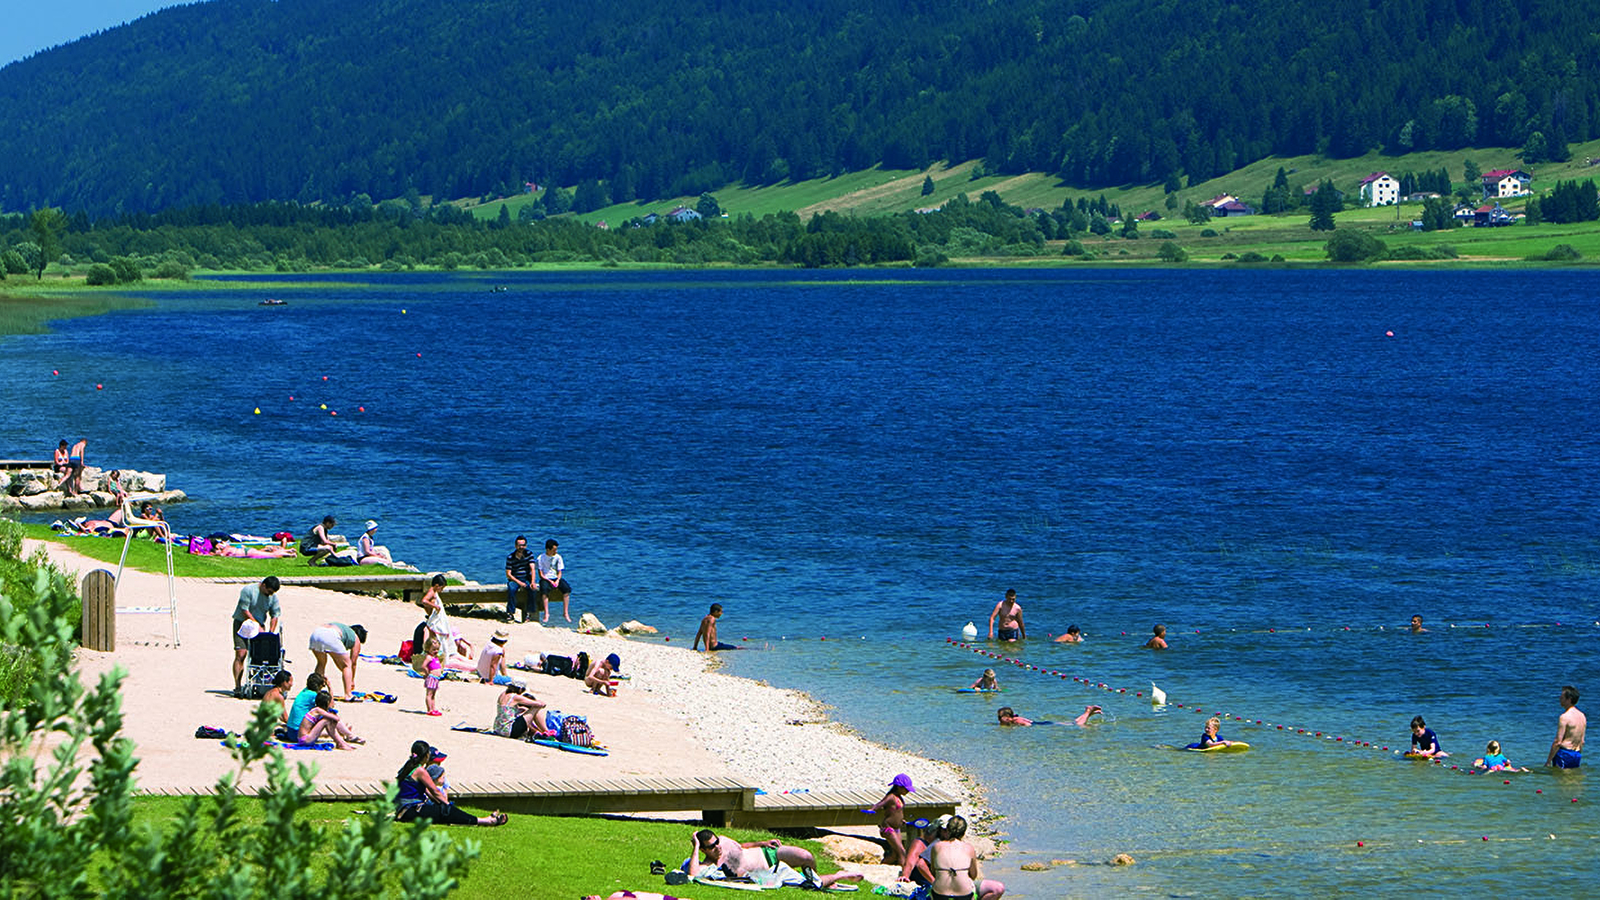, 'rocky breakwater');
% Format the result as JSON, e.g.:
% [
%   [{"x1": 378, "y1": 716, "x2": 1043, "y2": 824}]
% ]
[{"x1": 0, "y1": 467, "x2": 186, "y2": 513}]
